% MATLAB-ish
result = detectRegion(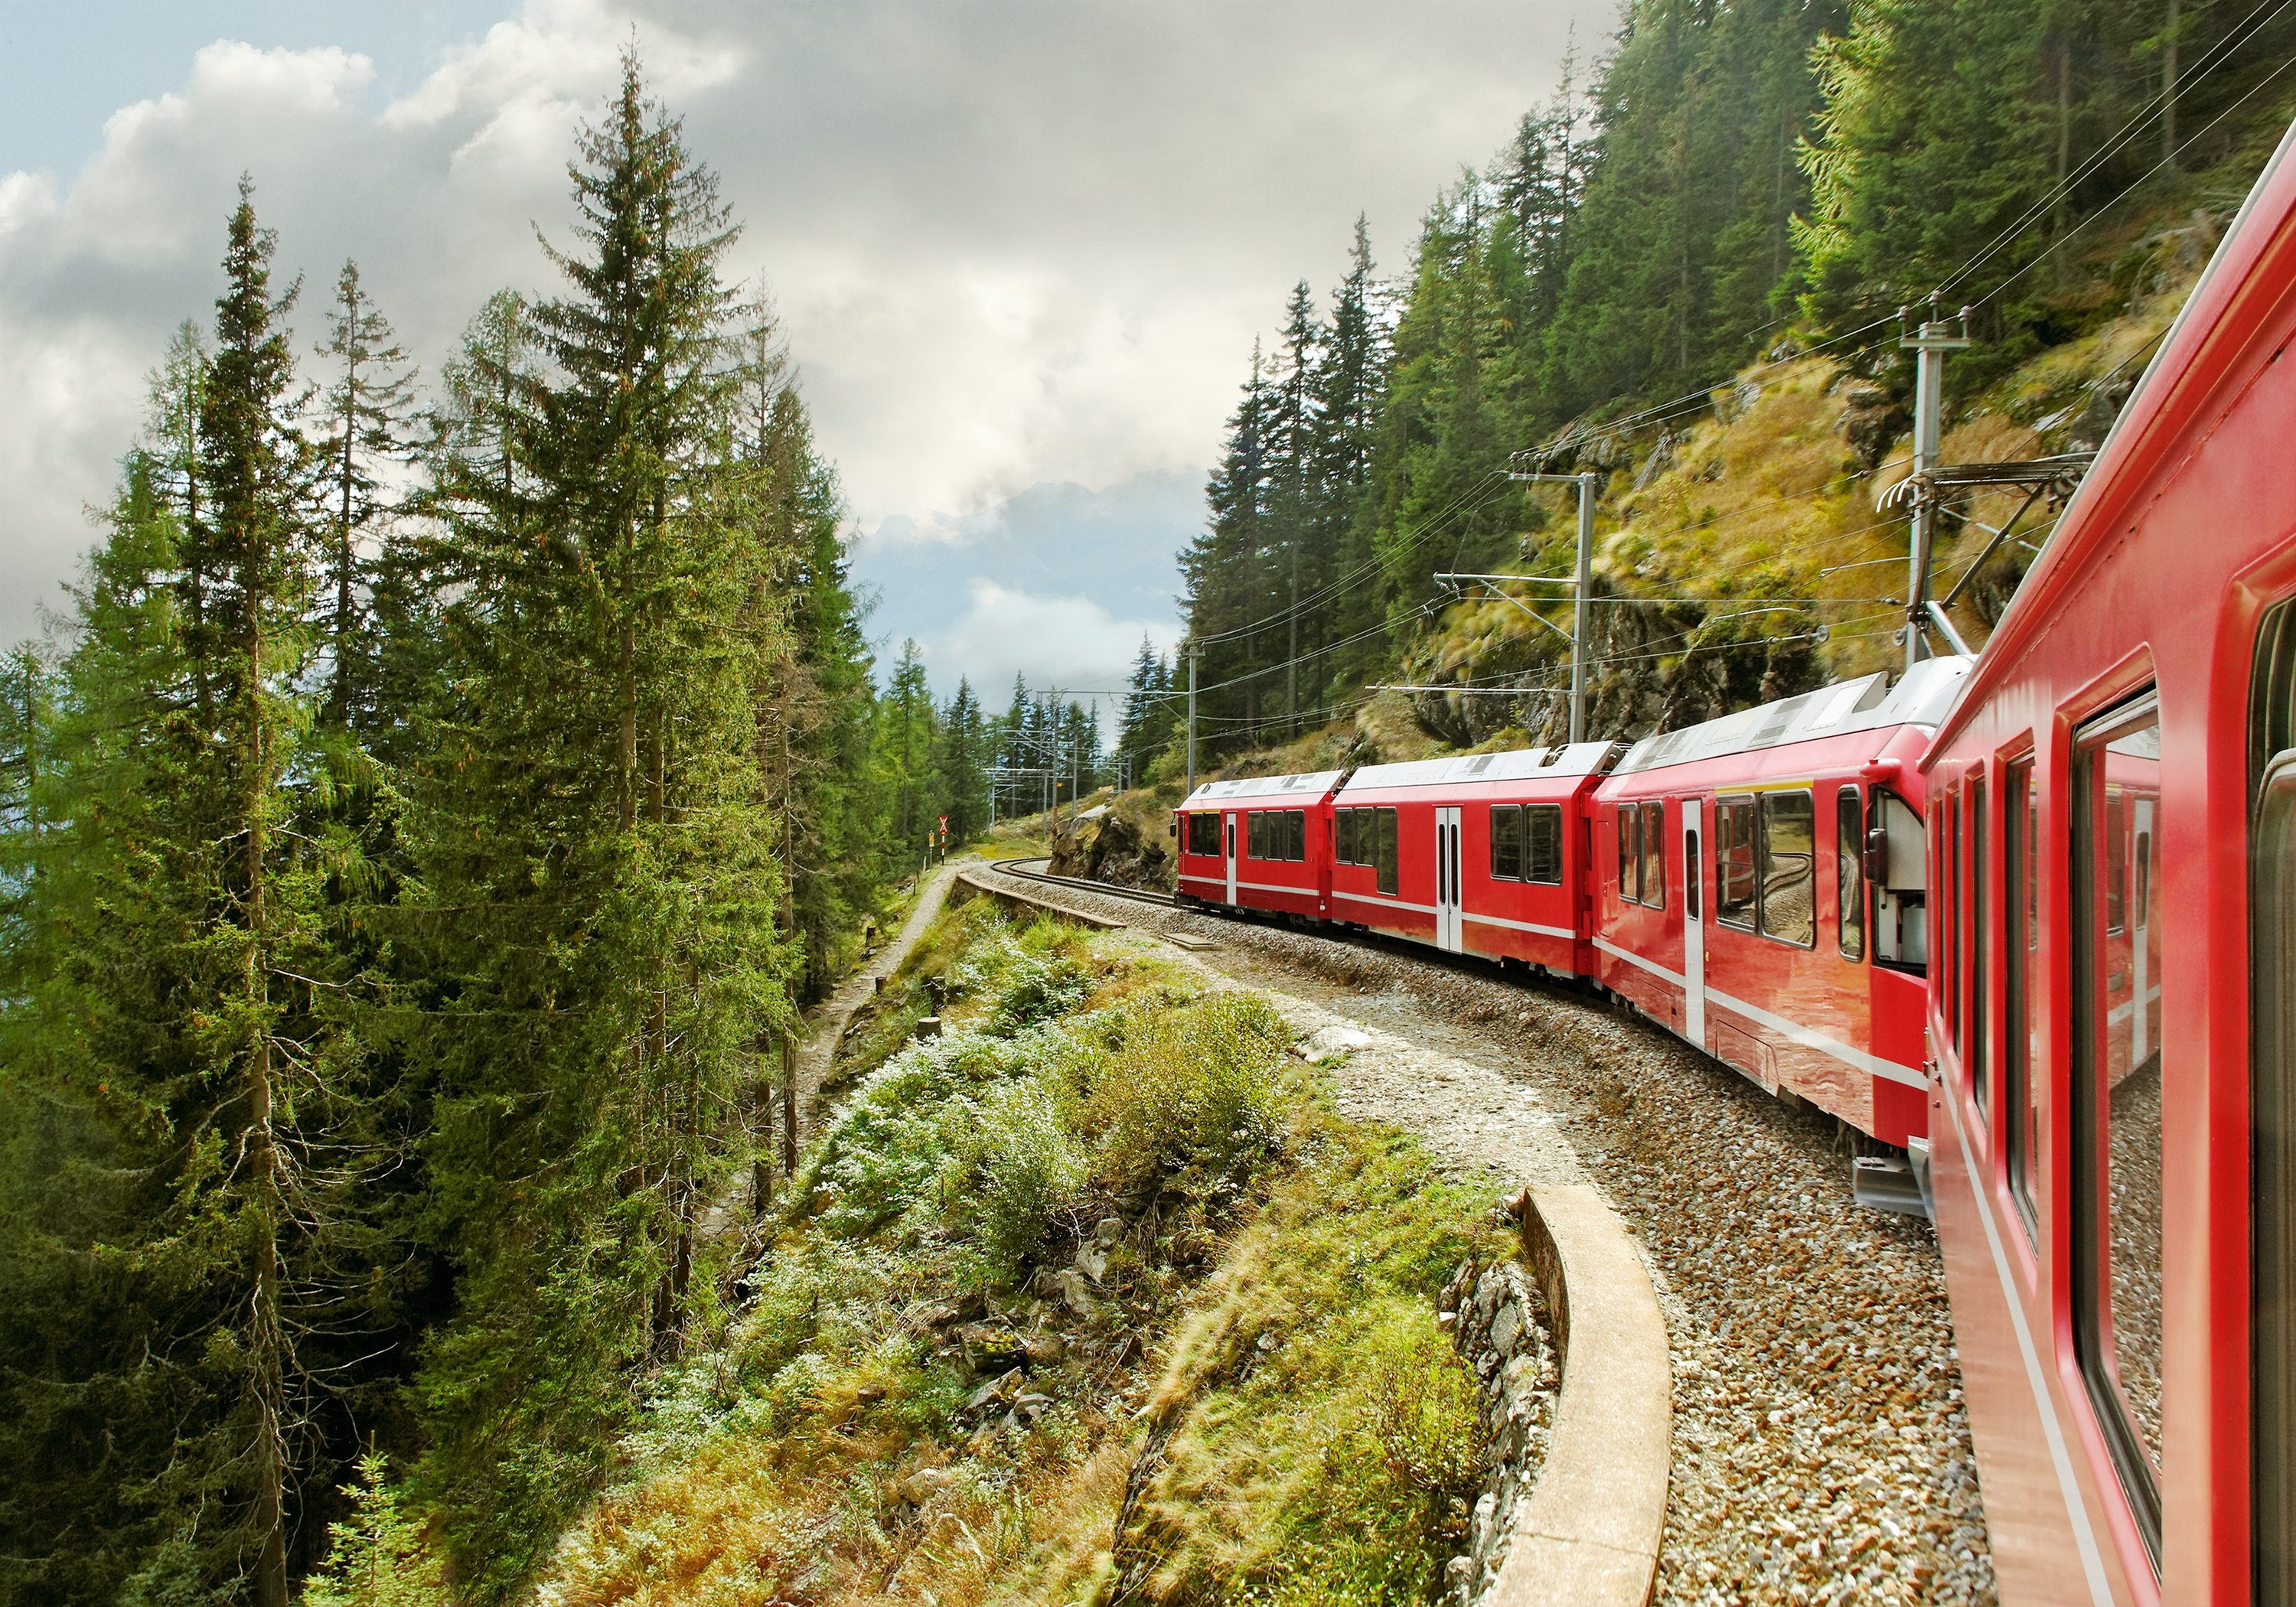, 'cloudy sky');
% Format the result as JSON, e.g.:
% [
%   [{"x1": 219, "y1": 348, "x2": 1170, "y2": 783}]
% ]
[{"x1": 0, "y1": 0, "x2": 1612, "y2": 702}]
